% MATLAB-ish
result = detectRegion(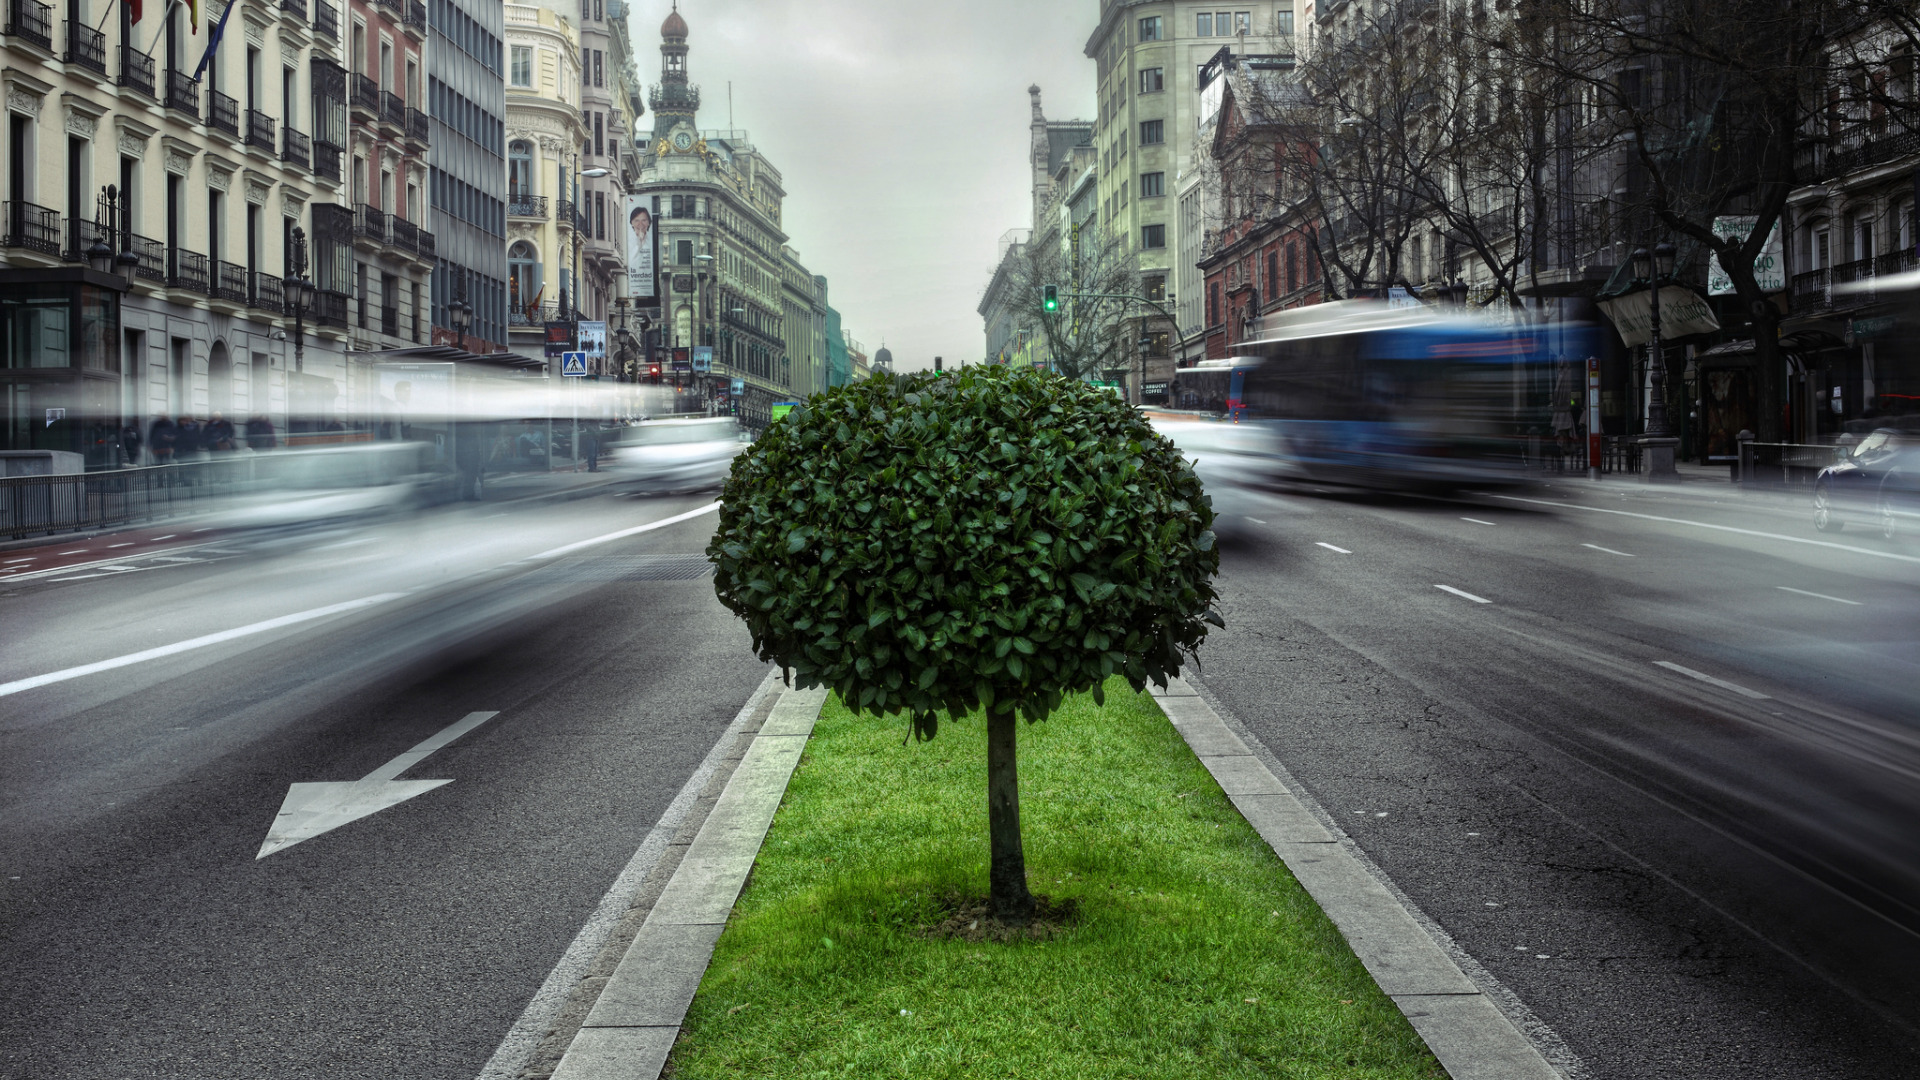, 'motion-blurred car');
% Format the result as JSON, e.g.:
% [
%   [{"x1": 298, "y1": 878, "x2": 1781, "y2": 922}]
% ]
[
  {"x1": 198, "y1": 443, "x2": 436, "y2": 530},
  {"x1": 1812, "y1": 428, "x2": 1916, "y2": 534},
  {"x1": 606, "y1": 417, "x2": 746, "y2": 494}
]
